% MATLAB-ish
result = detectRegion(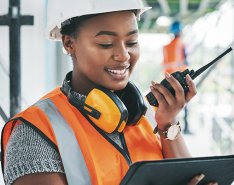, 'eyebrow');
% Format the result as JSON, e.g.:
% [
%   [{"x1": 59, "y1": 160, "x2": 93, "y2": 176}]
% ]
[{"x1": 95, "y1": 30, "x2": 138, "y2": 37}]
